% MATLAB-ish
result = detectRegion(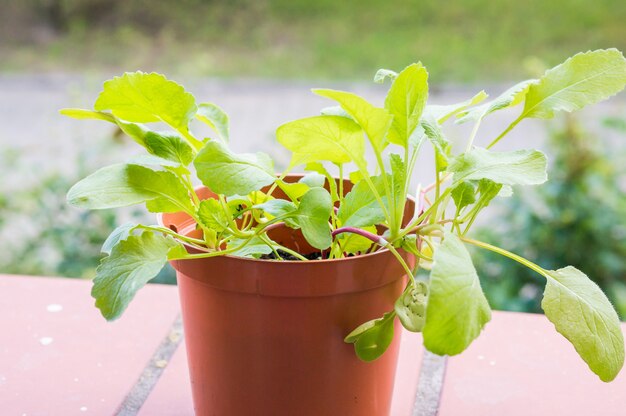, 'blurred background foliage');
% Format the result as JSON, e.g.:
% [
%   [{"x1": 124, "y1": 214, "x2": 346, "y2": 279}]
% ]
[
  {"x1": 473, "y1": 115, "x2": 626, "y2": 317},
  {"x1": 0, "y1": 1, "x2": 625, "y2": 312},
  {"x1": 1, "y1": 0, "x2": 625, "y2": 80}
]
